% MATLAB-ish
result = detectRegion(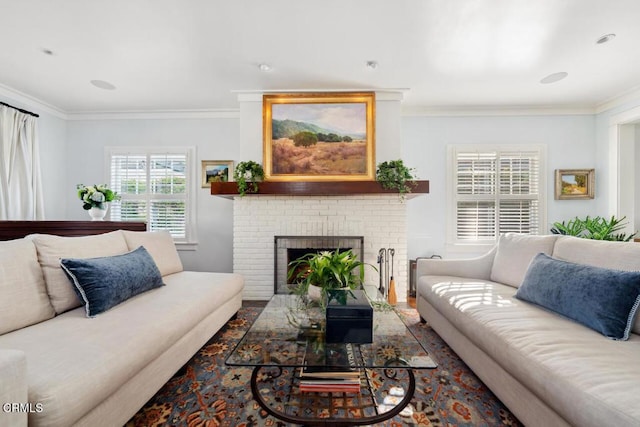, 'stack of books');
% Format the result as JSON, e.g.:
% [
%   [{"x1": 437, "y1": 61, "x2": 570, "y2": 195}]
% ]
[{"x1": 299, "y1": 343, "x2": 361, "y2": 393}]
